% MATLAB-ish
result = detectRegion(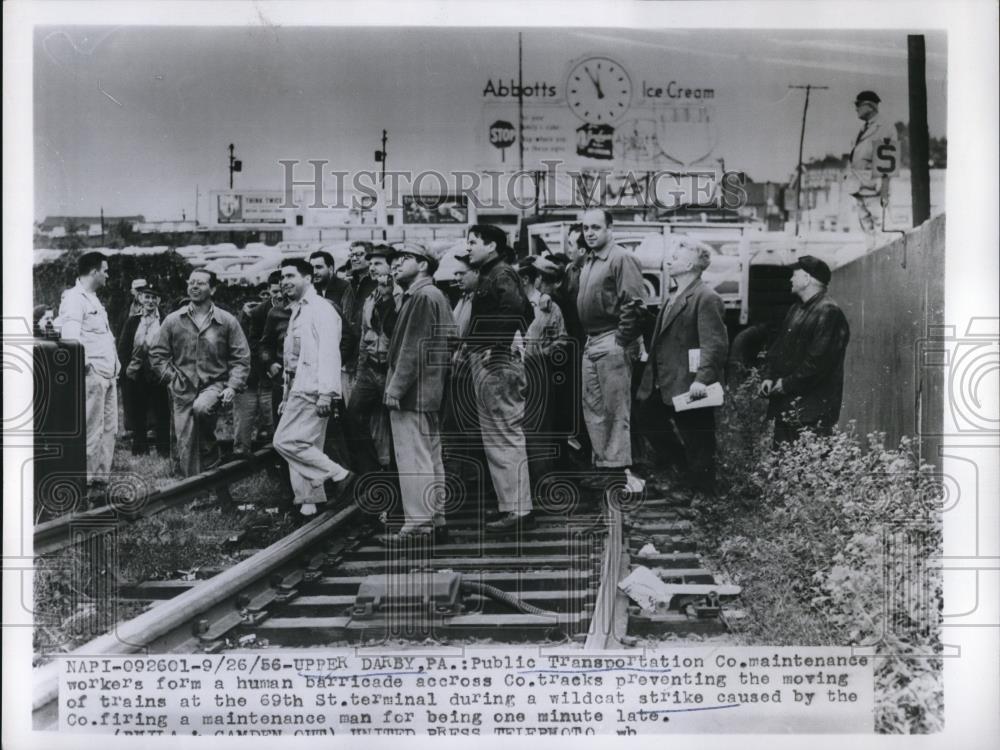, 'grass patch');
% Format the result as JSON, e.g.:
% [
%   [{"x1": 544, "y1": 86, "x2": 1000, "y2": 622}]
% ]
[{"x1": 33, "y1": 464, "x2": 297, "y2": 663}]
